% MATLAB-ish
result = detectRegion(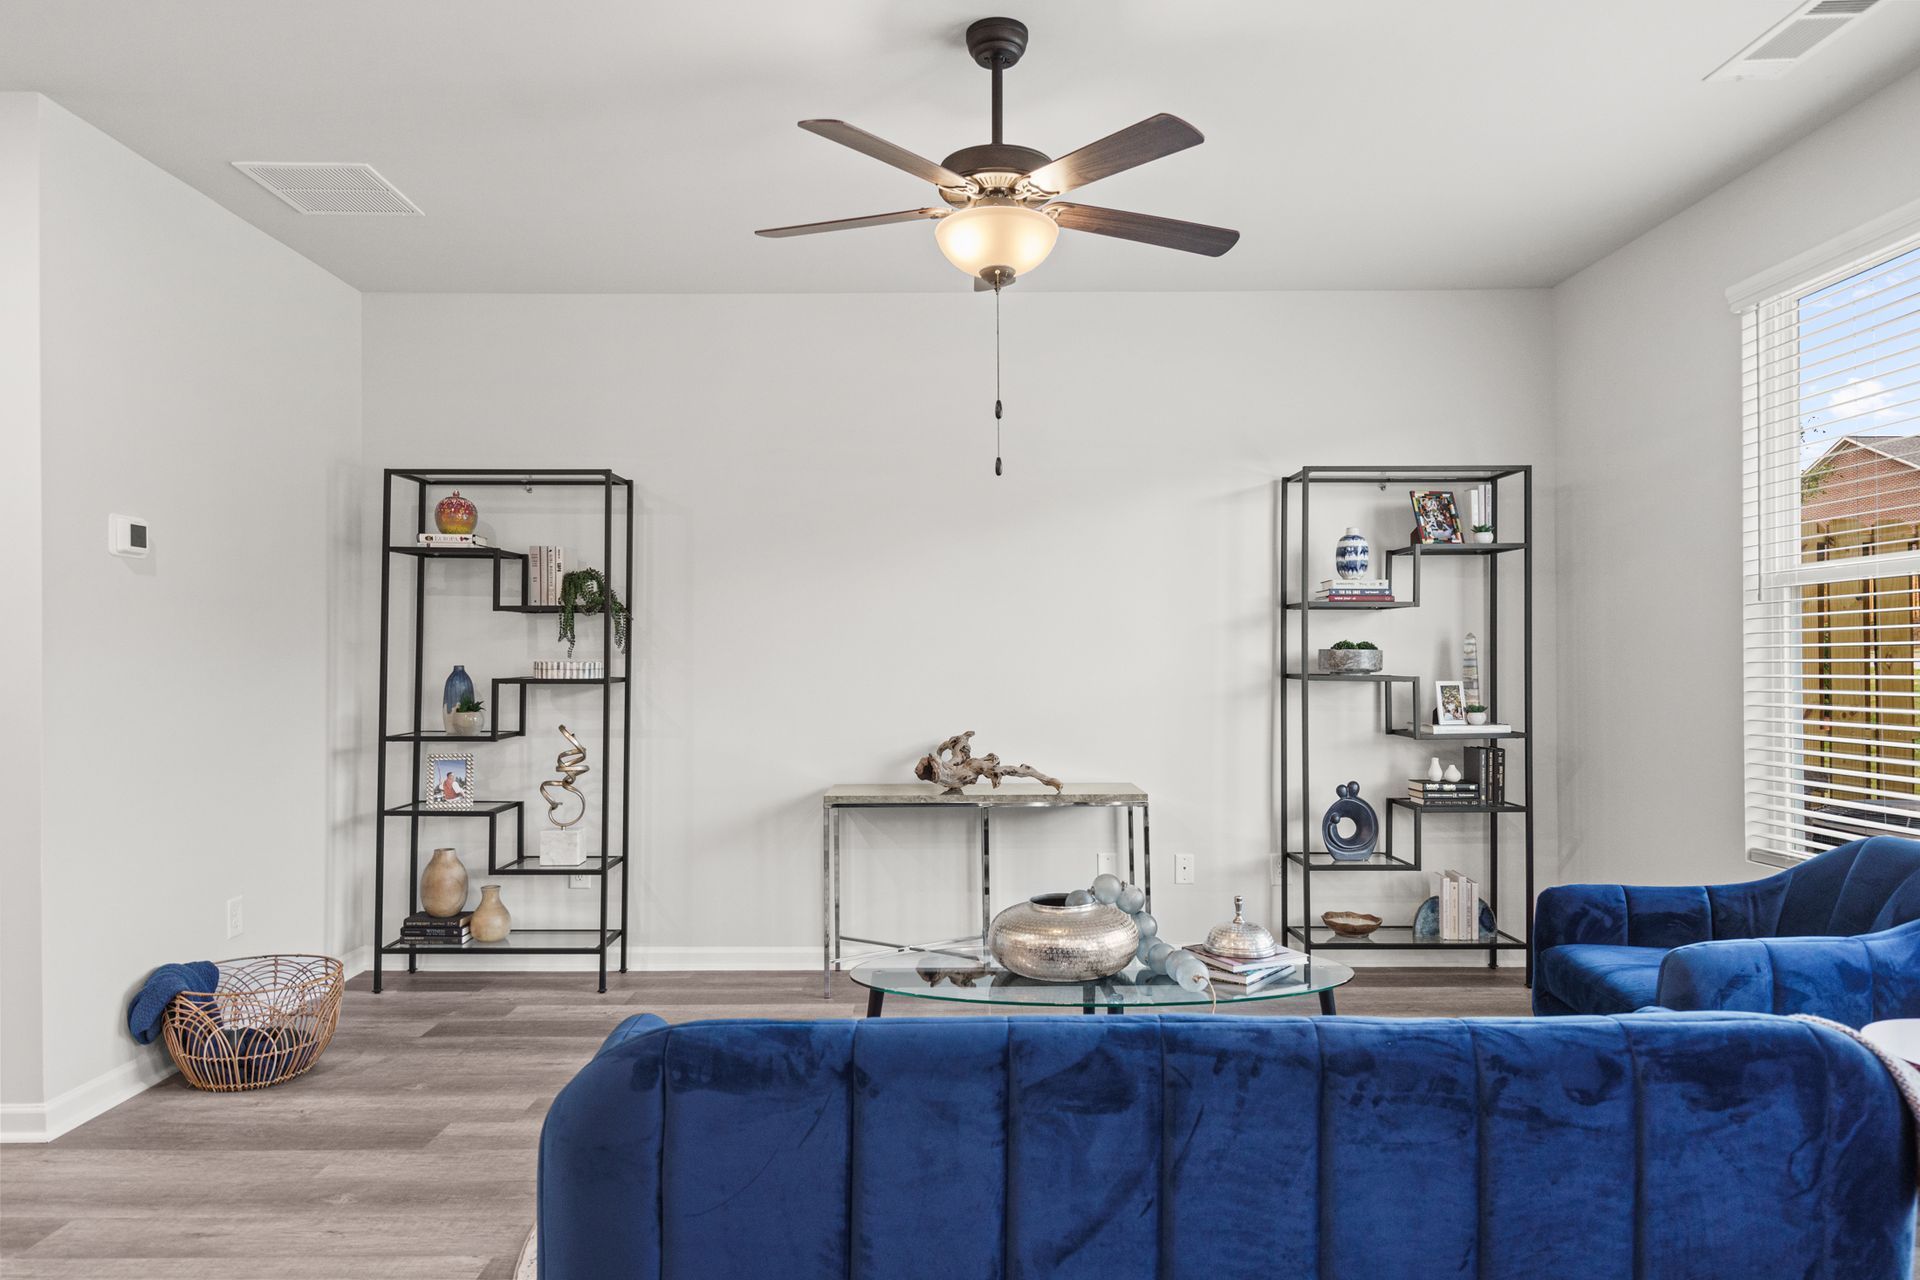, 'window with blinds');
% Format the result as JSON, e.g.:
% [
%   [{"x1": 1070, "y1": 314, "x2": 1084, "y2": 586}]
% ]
[{"x1": 1743, "y1": 237, "x2": 1920, "y2": 864}]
